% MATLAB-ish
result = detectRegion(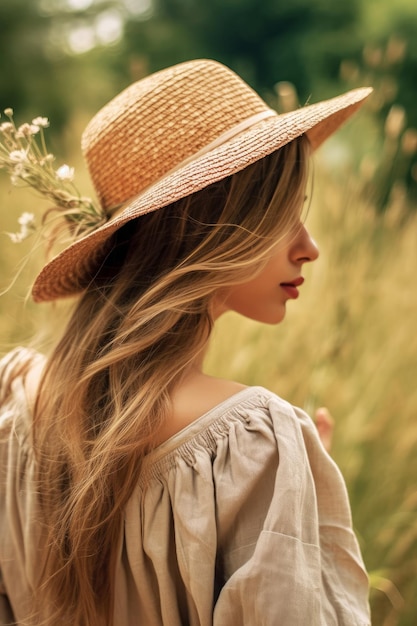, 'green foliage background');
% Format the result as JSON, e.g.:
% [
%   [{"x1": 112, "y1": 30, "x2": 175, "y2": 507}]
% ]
[{"x1": 1, "y1": 1, "x2": 417, "y2": 624}]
